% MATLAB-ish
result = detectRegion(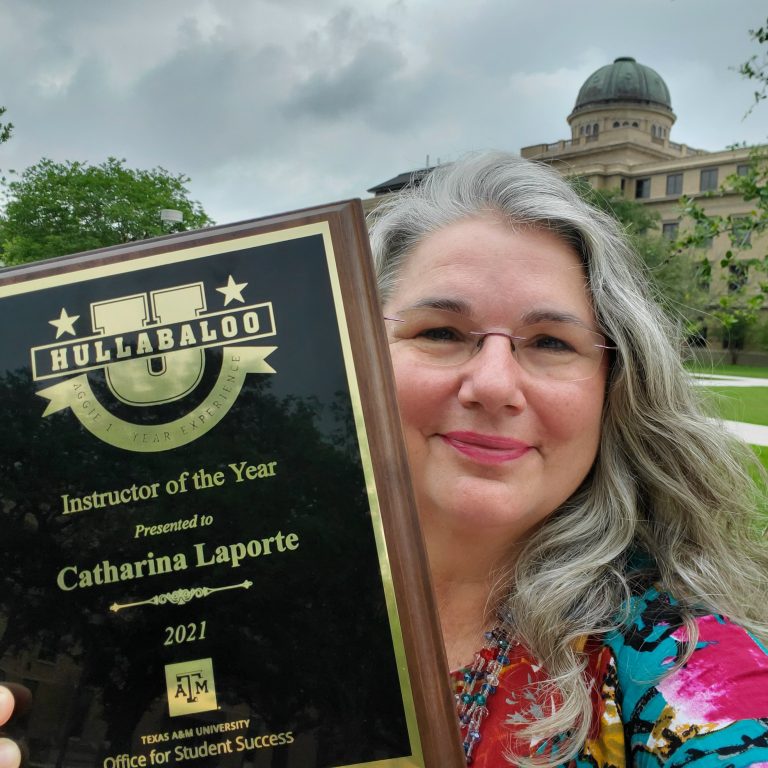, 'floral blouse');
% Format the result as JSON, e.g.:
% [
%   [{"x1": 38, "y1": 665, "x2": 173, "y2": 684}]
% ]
[{"x1": 451, "y1": 587, "x2": 768, "y2": 766}]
